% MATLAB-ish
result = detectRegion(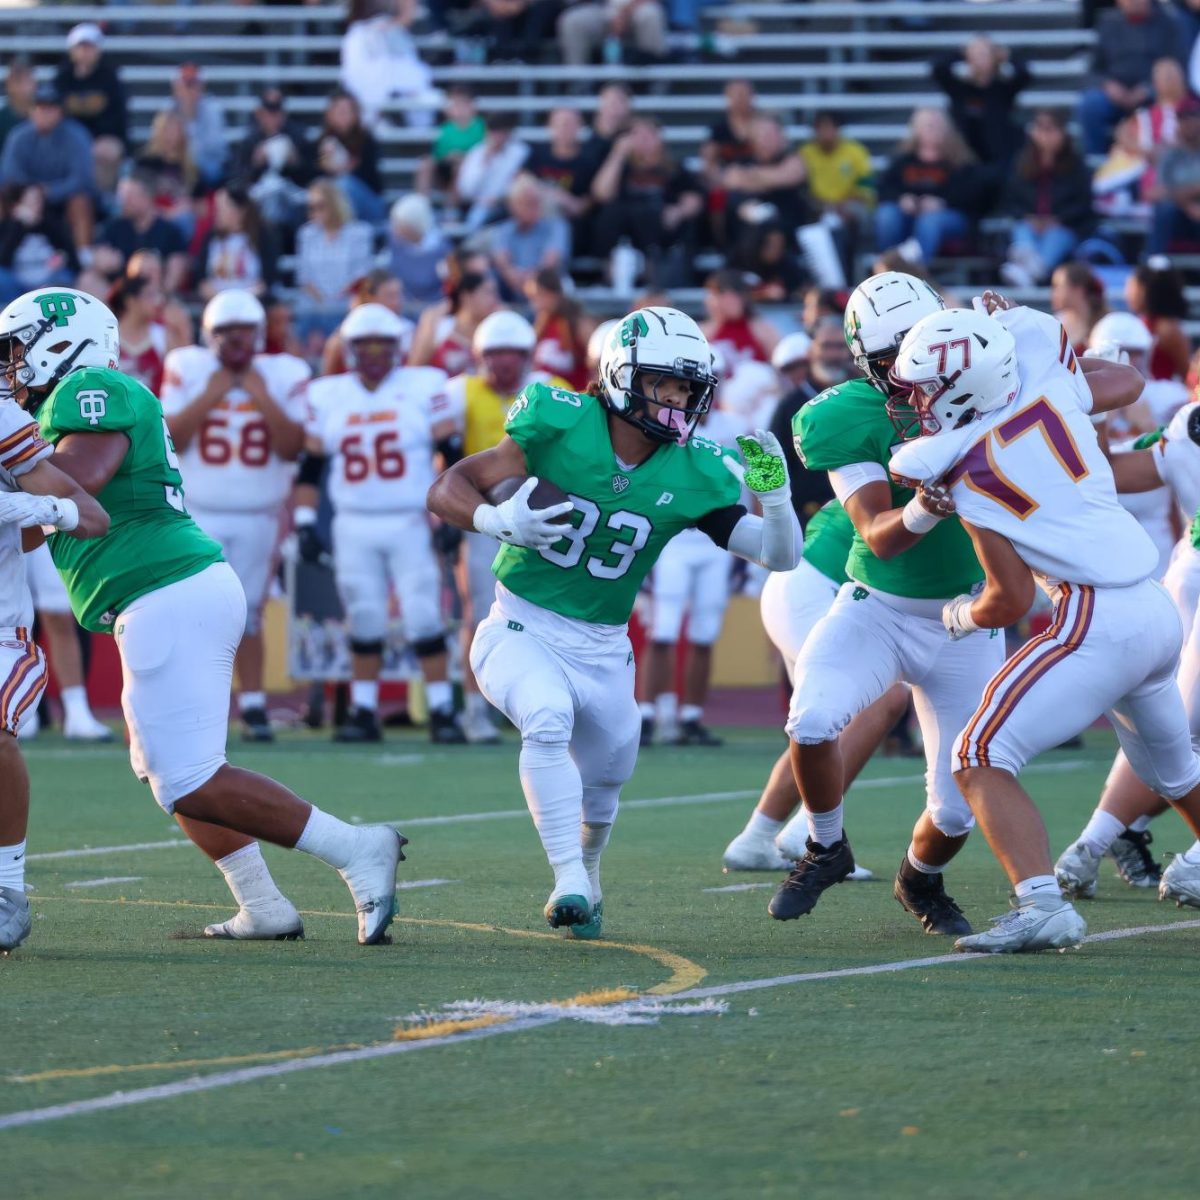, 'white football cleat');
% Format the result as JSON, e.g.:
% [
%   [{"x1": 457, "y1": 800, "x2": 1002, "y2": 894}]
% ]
[
  {"x1": 775, "y1": 820, "x2": 875, "y2": 880},
  {"x1": 463, "y1": 710, "x2": 501, "y2": 744},
  {"x1": 723, "y1": 831, "x2": 793, "y2": 872},
  {"x1": 64, "y1": 711, "x2": 115, "y2": 742},
  {"x1": 0, "y1": 886, "x2": 32, "y2": 952},
  {"x1": 955, "y1": 894, "x2": 1085, "y2": 954},
  {"x1": 339, "y1": 825, "x2": 407, "y2": 944},
  {"x1": 204, "y1": 899, "x2": 304, "y2": 941},
  {"x1": 1054, "y1": 841, "x2": 1102, "y2": 899},
  {"x1": 1159, "y1": 854, "x2": 1200, "y2": 908}
]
